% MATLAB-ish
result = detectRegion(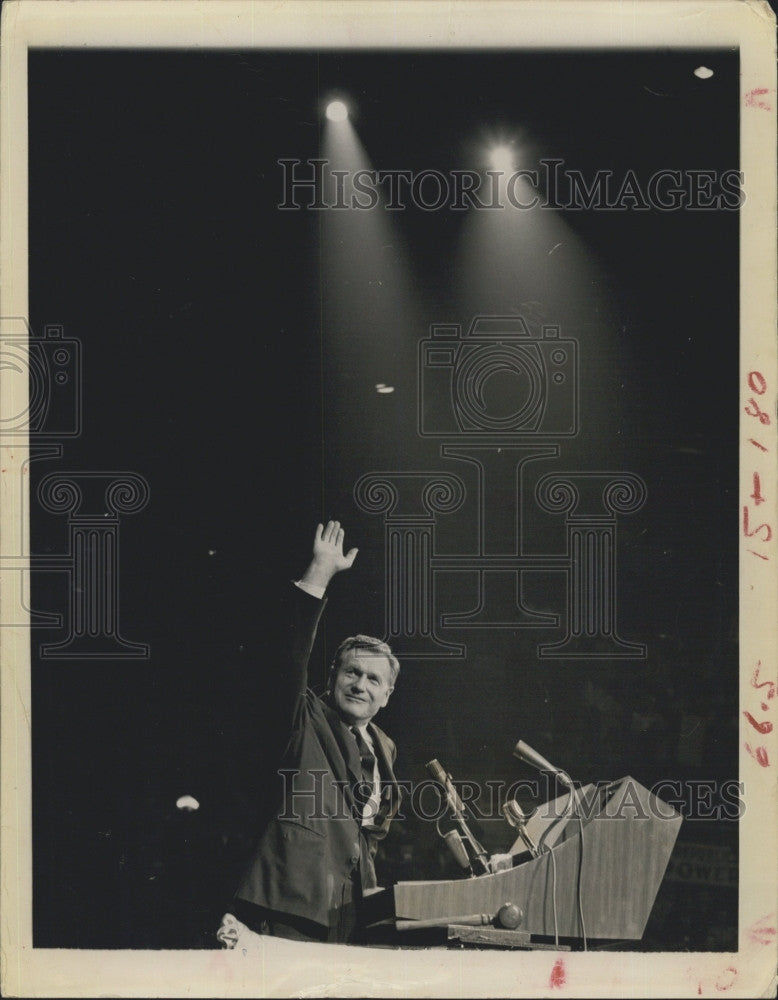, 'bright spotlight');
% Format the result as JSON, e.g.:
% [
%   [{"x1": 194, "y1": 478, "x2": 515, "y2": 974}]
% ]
[
  {"x1": 326, "y1": 100, "x2": 349, "y2": 122},
  {"x1": 489, "y1": 144, "x2": 514, "y2": 173}
]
